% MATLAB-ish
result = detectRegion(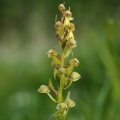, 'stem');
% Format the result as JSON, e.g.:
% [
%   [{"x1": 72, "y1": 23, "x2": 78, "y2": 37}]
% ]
[
  {"x1": 64, "y1": 81, "x2": 73, "y2": 89},
  {"x1": 58, "y1": 51, "x2": 64, "y2": 103},
  {"x1": 58, "y1": 86, "x2": 63, "y2": 103},
  {"x1": 56, "y1": 117, "x2": 60, "y2": 120},
  {"x1": 47, "y1": 93, "x2": 57, "y2": 103},
  {"x1": 61, "y1": 52, "x2": 64, "y2": 66}
]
